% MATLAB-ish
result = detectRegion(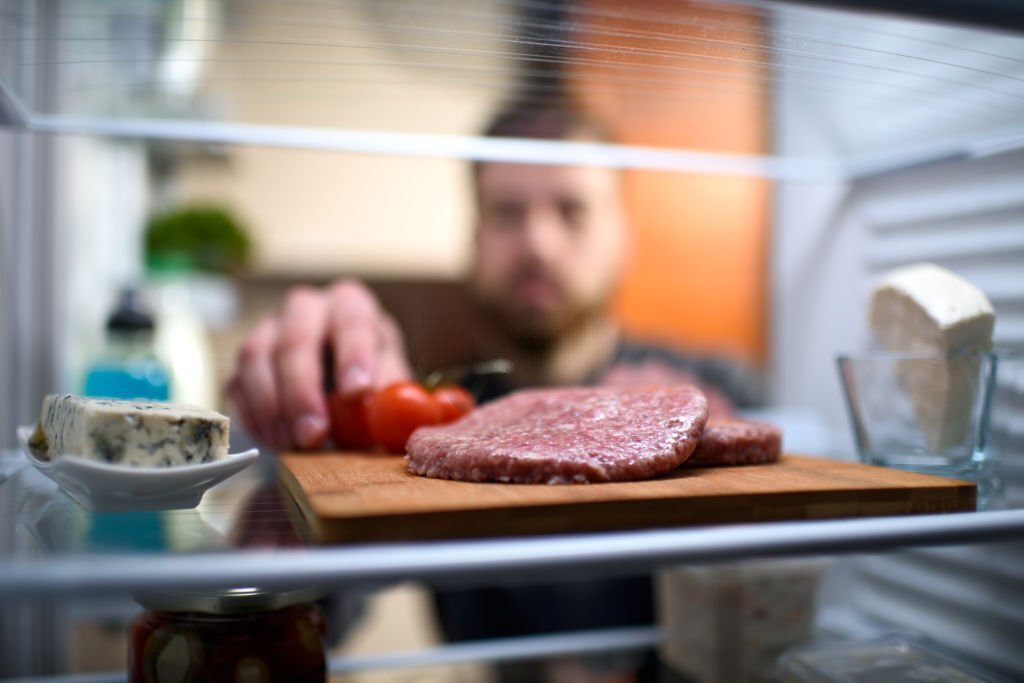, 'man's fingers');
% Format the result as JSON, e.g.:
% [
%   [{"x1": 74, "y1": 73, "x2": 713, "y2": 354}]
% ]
[
  {"x1": 232, "y1": 316, "x2": 288, "y2": 448},
  {"x1": 230, "y1": 280, "x2": 414, "y2": 452},
  {"x1": 375, "y1": 313, "x2": 413, "y2": 388},
  {"x1": 326, "y1": 281, "x2": 414, "y2": 394},
  {"x1": 275, "y1": 288, "x2": 330, "y2": 449},
  {"x1": 326, "y1": 281, "x2": 383, "y2": 396}
]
